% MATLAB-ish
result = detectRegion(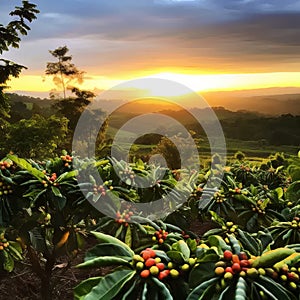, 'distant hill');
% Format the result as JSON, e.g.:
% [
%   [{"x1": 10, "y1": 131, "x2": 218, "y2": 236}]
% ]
[
  {"x1": 7, "y1": 93, "x2": 53, "y2": 108},
  {"x1": 7, "y1": 86, "x2": 300, "y2": 115},
  {"x1": 201, "y1": 88, "x2": 300, "y2": 115},
  {"x1": 5, "y1": 91, "x2": 299, "y2": 146}
]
